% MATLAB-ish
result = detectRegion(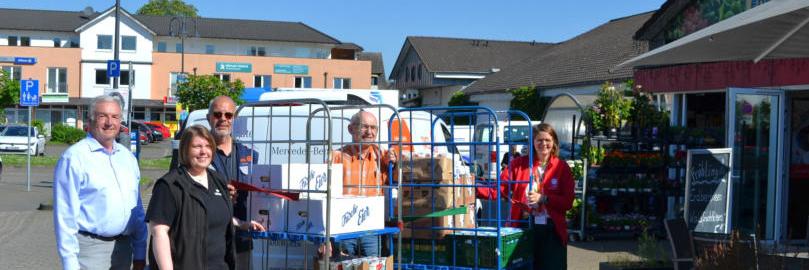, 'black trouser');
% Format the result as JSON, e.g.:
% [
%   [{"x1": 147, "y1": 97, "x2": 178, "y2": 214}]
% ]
[{"x1": 532, "y1": 220, "x2": 567, "y2": 270}]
